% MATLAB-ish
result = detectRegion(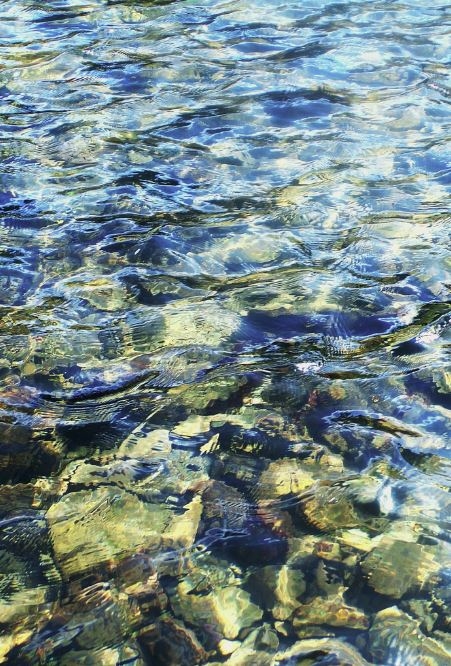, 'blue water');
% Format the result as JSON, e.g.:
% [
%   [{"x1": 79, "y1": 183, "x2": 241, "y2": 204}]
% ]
[{"x1": 0, "y1": 0, "x2": 450, "y2": 663}]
